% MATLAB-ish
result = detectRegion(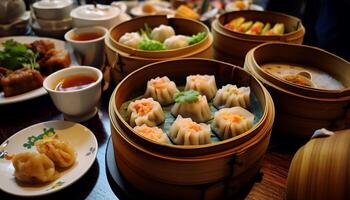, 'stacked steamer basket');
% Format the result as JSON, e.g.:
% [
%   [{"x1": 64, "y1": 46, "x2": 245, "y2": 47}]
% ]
[
  {"x1": 109, "y1": 58, "x2": 275, "y2": 199},
  {"x1": 211, "y1": 10, "x2": 305, "y2": 66},
  {"x1": 286, "y1": 129, "x2": 350, "y2": 200},
  {"x1": 106, "y1": 15, "x2": 213, "y2": 82},
  {"x1": 245, "y1": 42, "x2": 350, "y2": 138}
]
